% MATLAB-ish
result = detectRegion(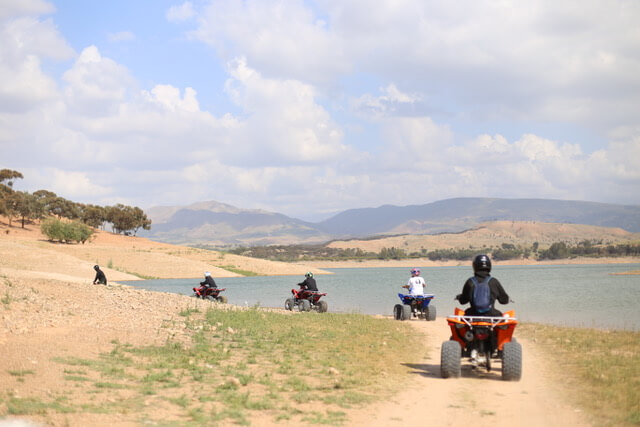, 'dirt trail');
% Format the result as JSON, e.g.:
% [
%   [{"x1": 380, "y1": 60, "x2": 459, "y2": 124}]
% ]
[{"x1": 349, "y1": 318, "x2": 589, "y2": 427}]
